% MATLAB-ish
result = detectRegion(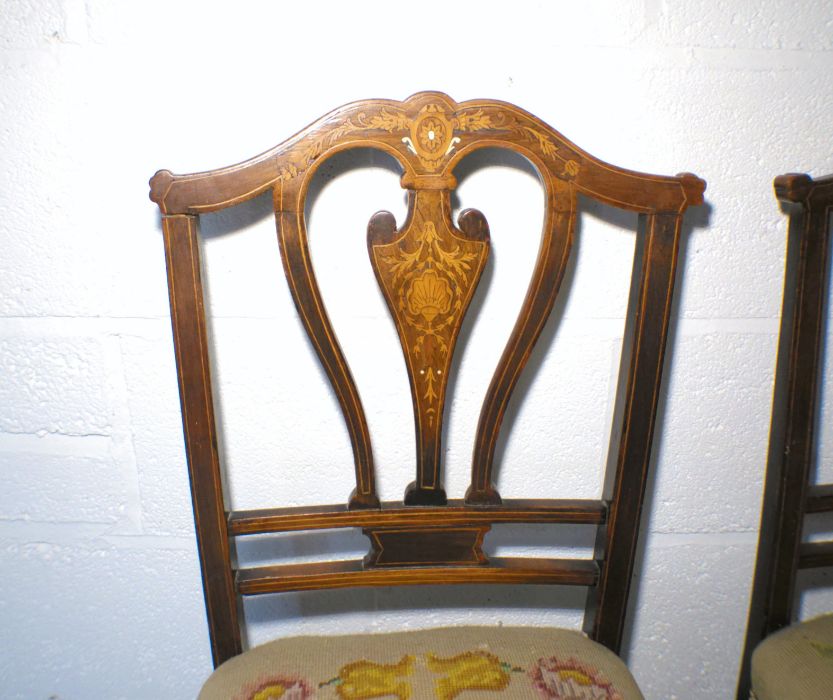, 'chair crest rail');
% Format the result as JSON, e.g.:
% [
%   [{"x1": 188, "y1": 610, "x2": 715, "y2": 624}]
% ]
[{"x1": 150, "y1": 92, "x2": 703, "y2": 216}]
